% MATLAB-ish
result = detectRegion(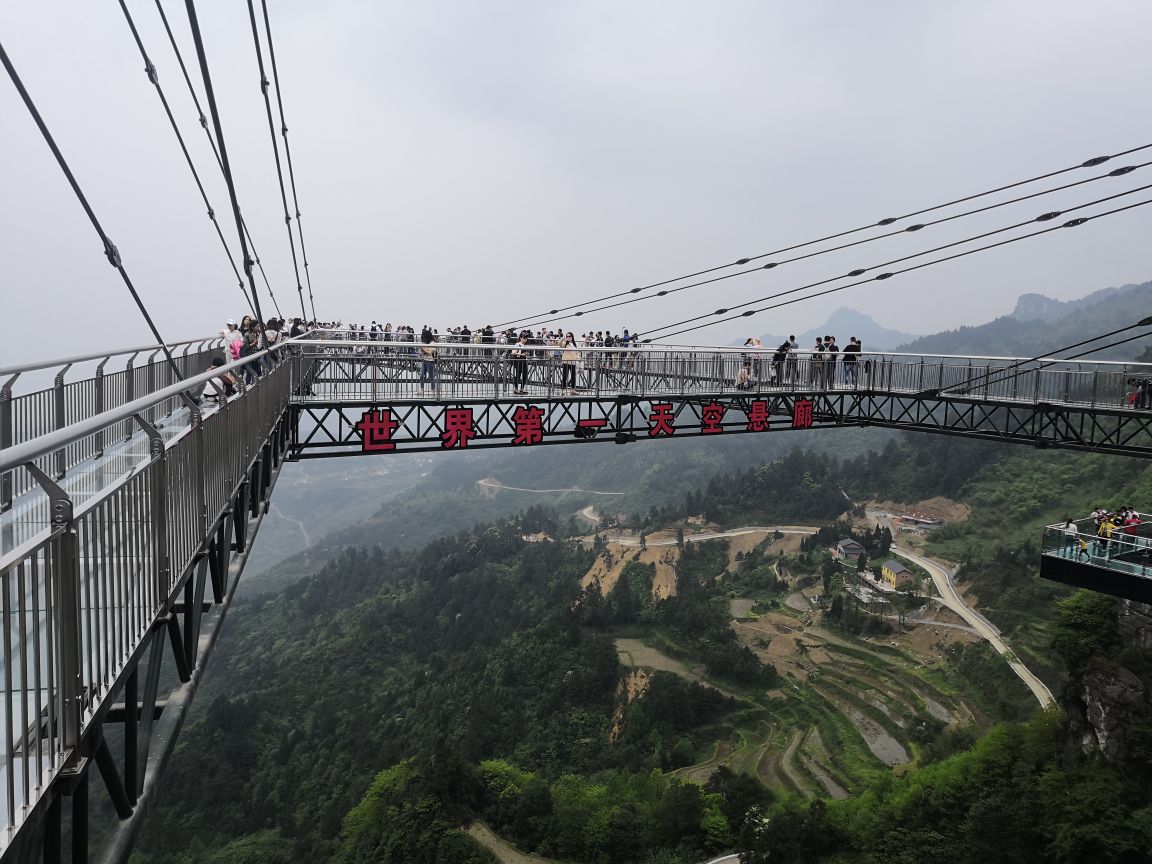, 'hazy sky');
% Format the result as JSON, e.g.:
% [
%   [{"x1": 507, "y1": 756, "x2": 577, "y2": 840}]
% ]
[{"x1": 3, "y1": 0, "x2": 1152, "y2": 364}]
